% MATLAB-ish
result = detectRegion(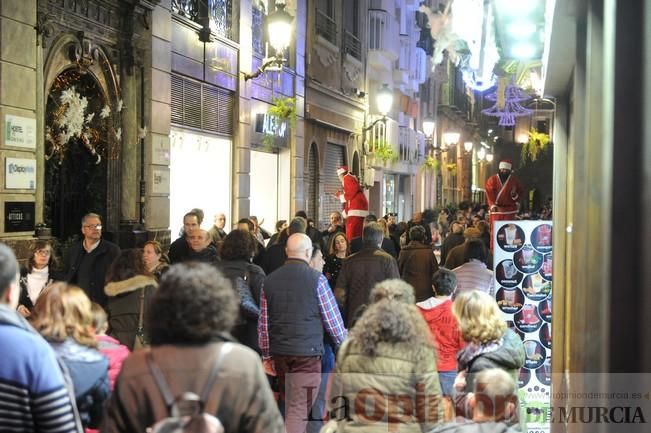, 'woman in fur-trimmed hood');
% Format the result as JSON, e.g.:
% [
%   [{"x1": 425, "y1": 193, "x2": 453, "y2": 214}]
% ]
[{"x1": 104, "y1": 249, "x2": 158, "y2": 350}]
